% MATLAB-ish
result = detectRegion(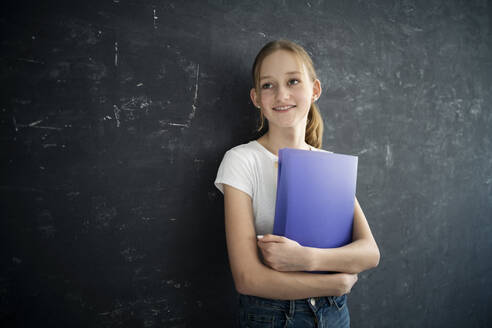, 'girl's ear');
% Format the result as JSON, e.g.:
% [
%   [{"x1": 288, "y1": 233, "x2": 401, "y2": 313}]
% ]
[
  {"x1": 312, "y1": 79, "x2": 322, "y2": 102},
  {"x1": 250, "y1": 88, "x2": 260, "y2": 108}
]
